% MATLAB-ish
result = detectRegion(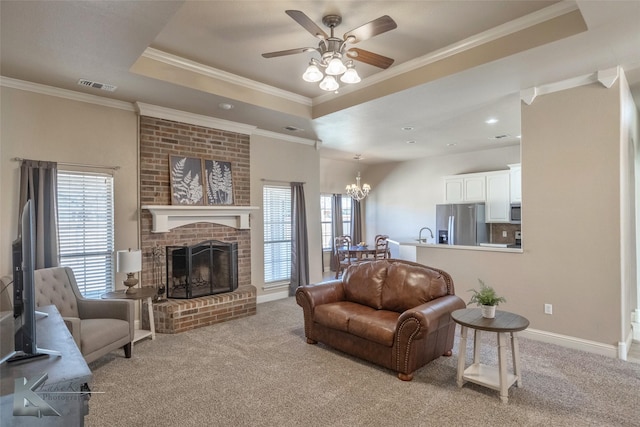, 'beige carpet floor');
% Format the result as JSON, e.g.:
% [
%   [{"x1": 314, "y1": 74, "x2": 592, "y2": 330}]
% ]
[{"x1": 87, "y1": 297, "x2": 640, "y2": 427}]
